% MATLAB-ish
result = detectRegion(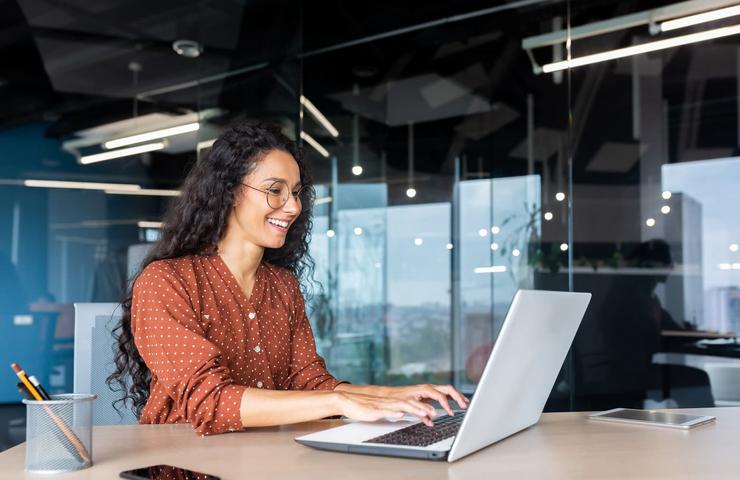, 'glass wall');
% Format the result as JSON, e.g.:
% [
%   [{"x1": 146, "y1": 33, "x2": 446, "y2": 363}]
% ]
[{"x1": 2, "y1": 0, "x2": 740, "y2": 450}]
